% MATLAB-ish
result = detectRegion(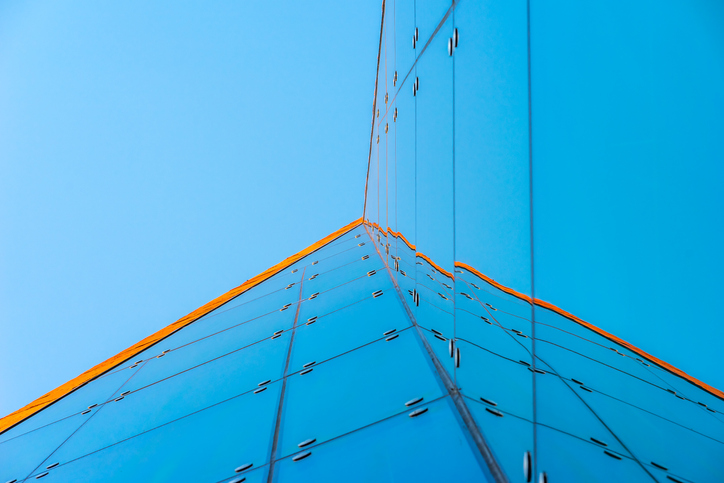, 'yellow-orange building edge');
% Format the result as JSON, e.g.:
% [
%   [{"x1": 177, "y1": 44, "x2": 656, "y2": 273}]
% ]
[{"x1": 0, "y1": 217, "x2": 364, "y2": 435}]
